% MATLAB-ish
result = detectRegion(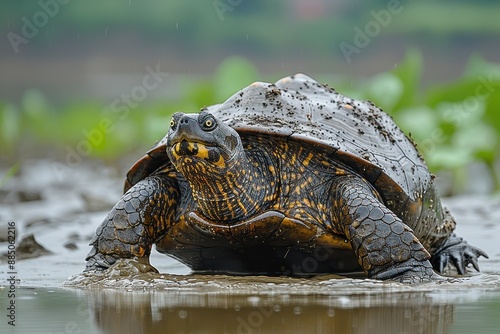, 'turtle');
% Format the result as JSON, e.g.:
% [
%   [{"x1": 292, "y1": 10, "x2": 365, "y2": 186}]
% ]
[{"x1": 85, "y1": 73, "x2": 487, "y2": 282}]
